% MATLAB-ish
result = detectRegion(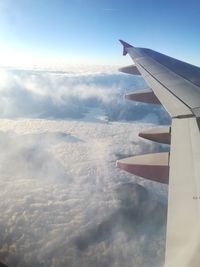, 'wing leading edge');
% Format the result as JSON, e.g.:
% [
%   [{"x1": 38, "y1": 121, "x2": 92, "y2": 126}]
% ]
[{"x1": 118, "y1": 40, "x2": 200, "y2": 267}]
